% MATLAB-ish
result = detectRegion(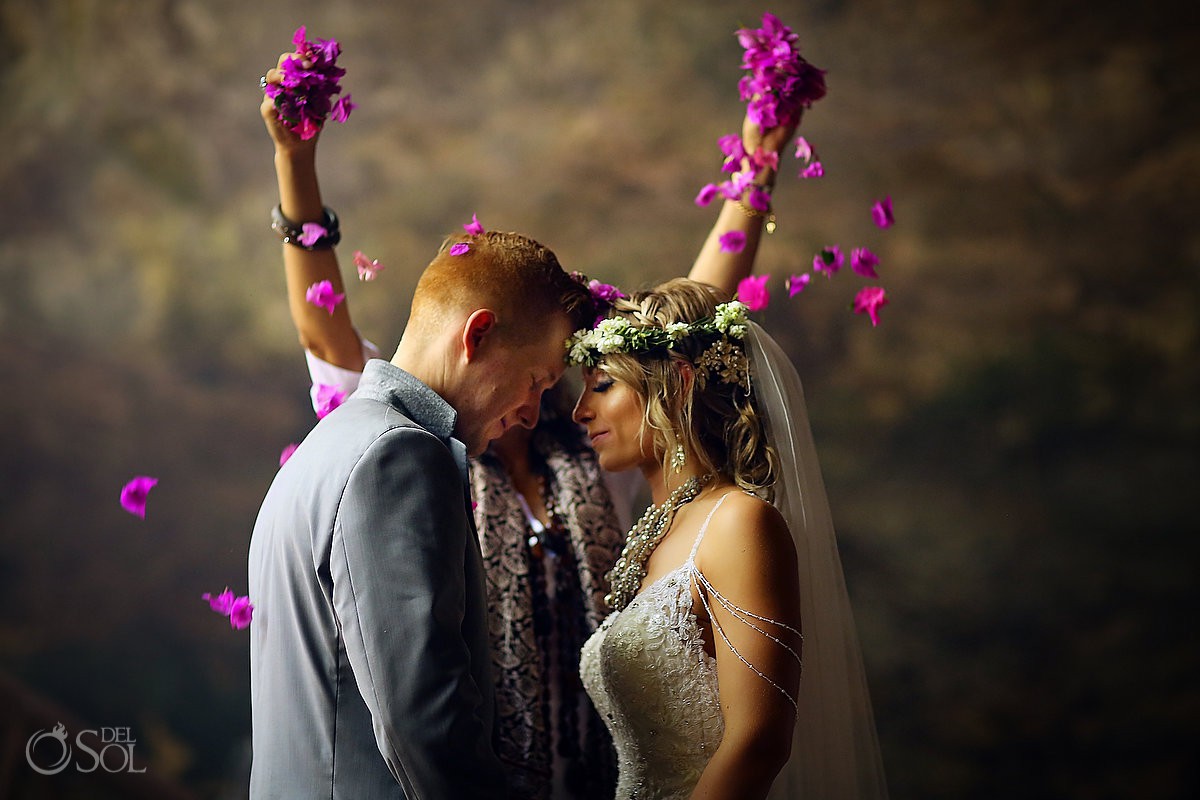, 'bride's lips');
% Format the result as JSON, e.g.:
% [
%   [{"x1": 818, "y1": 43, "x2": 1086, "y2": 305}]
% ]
[{"x1": 588, "y1": 430, "x2": 609, "y2": 446}]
